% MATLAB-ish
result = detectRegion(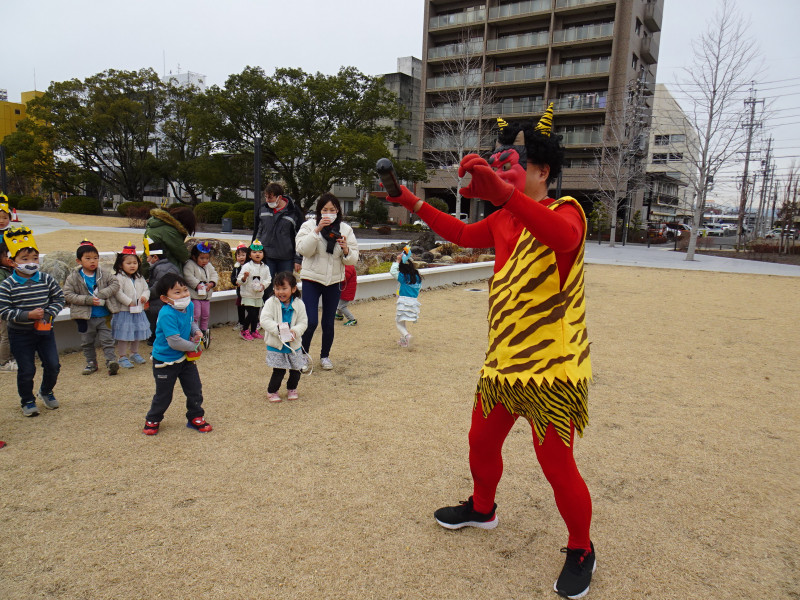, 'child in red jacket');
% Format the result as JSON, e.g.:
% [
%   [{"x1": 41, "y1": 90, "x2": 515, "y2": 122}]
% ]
[{"x1": 334, "y1": 264, "x2": 357, "y2": 326}]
